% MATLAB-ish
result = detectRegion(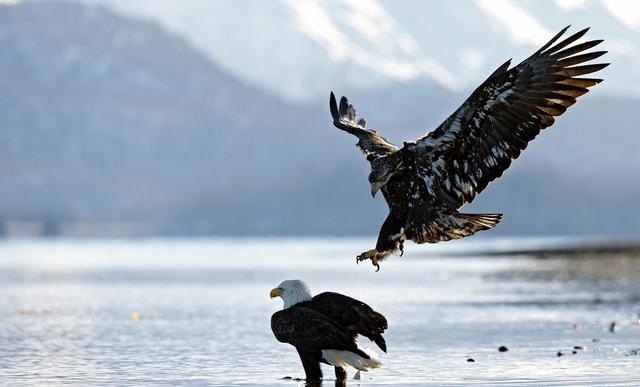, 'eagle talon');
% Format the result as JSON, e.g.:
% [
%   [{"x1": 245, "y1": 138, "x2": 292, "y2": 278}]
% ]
[
  {"x1": 356, "y1": 249, "x2": 382, "y2": 271},
  {"x1": 389, "y1": 232, "x2": 406, "y2": 257}
]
